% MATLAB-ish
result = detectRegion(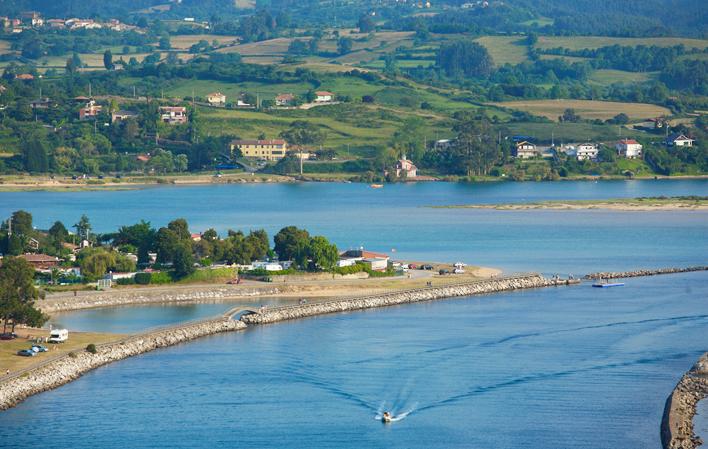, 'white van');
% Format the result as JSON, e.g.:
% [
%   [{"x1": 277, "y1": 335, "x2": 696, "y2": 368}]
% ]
[{"x1": 48, "y1": 329, "x2": 69, "y2": 343}]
